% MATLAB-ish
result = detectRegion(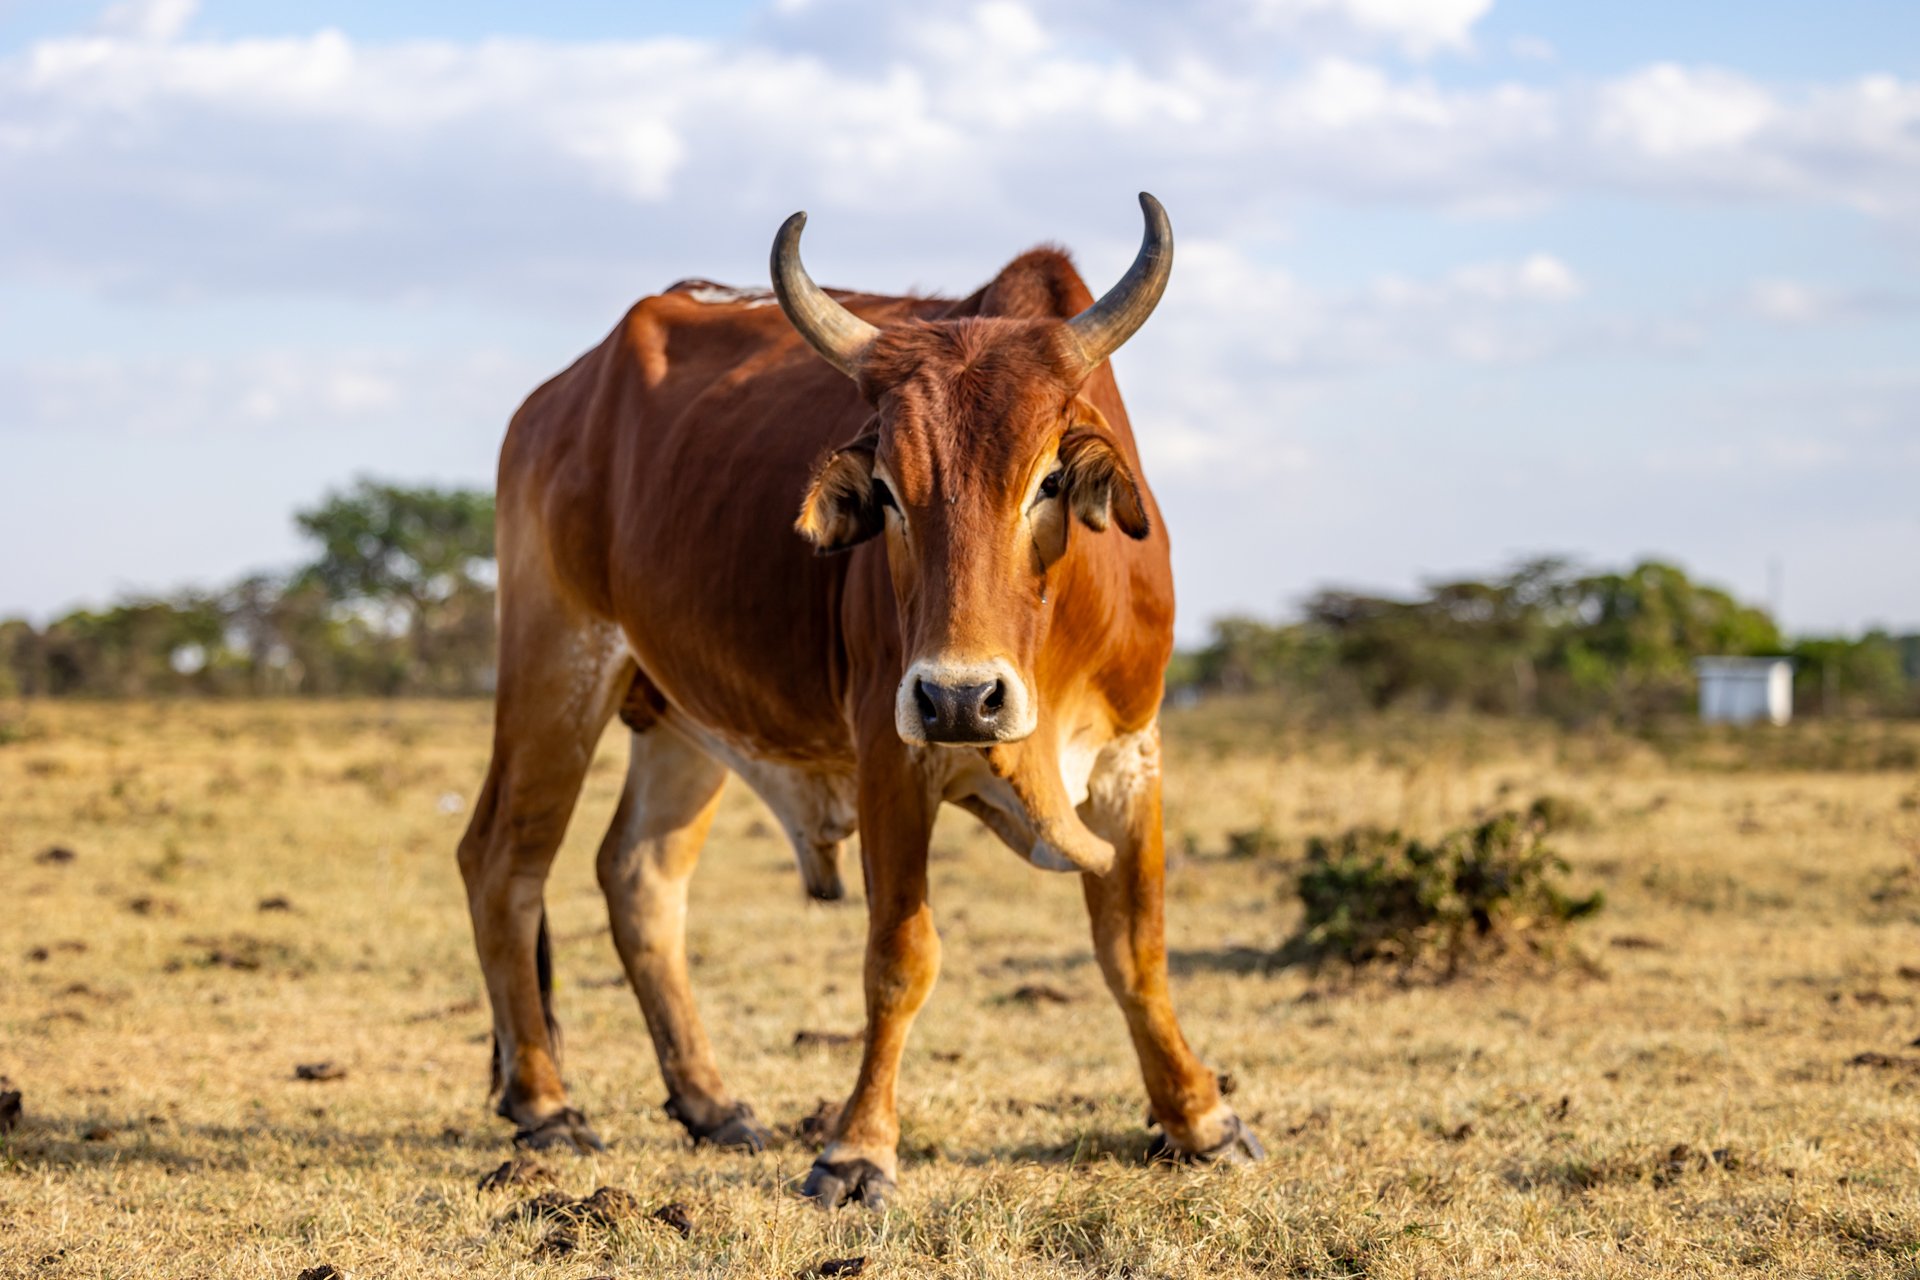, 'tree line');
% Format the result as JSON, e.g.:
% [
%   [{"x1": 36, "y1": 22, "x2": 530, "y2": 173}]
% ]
[
  {"x1": 1, "y1": 480, "x2": 497, "y2": 698},
  {"x1": 4, "y1": 487, "x2": 1914, "y2": 720},
  {"x1": 1168, "y1": 557, "x2": 1920, "y2": 722}
]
